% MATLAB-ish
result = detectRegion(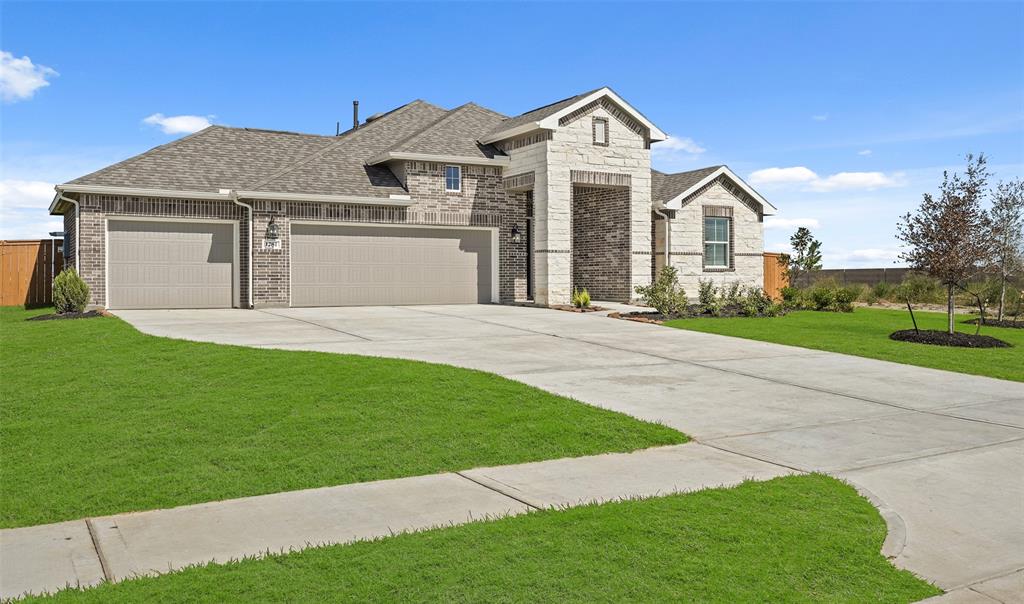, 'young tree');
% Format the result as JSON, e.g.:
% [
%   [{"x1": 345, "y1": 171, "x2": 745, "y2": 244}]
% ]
[
  {"x1": 897, "y1": 154, "x2": 992, "y2": 334},
  {"x1": 787, "y1": 227, "x2": 823, "y2": 285},
  {"x1": 988, "y1": 179, "x2": 1024, "y2": 321}
]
